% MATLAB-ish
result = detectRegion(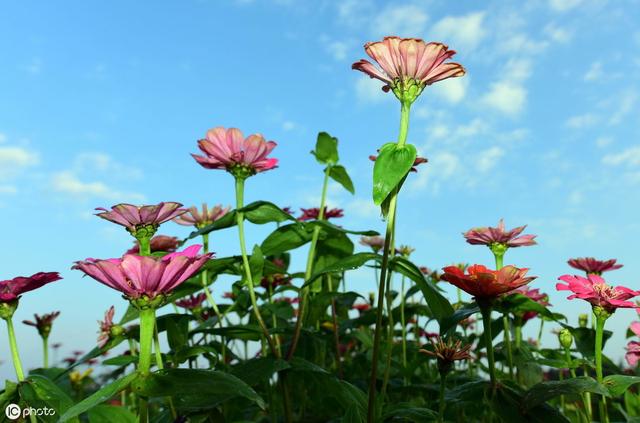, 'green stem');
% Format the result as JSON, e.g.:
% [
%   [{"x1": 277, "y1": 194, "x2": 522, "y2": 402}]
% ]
[
  {"x1": 595, "y1": 314, "x2": 609, "y2": 423},
  {"x1": 502, "y1": 315, "x2": 514, "y2": 380},
  {"x1": 564, "y1": 347, "x2": 590, "y2": 423},
  {"x1": 480, "y1": 306, "x2": 497, "y2": 387},
  {"x1": 286, "y1": 167, "x2": 330, "y2": 360},
  {"x1": 537, "y1": 319, "x2": 544, "y2": 346},
  {"x1": 438, "y1": 374, "x2": 447, "y2": 423},
  {"x1": 328, "y1": 275, "x2": 343, "y2": 378},
  {"x1": 138, "y1": 237, "x2": 151, "y2": 256},
  {"x1": 138, "y1": 308, "x2": 155, "y2": 376},
  {"x1": 43, "y1": 336, "x2": 49, "y2": 368},
  {"x1": 6, "y1": 318, "x2": 26, "y2": 381},
  {"x1": 268, "y1": 284, "x2": 282, "y2": 356},
  {"x1": 235, "y1": 177, "x2": 278, "y2": 357},
  {"x1": 153, "y1": 323, "x2": 177, "y2": 419},
  {"x1": 400, "y1": 275, "x2": 407, "y2": 386},
  {"x1": 201, "y1": 233, "x2": 227, "y2": 362}
]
